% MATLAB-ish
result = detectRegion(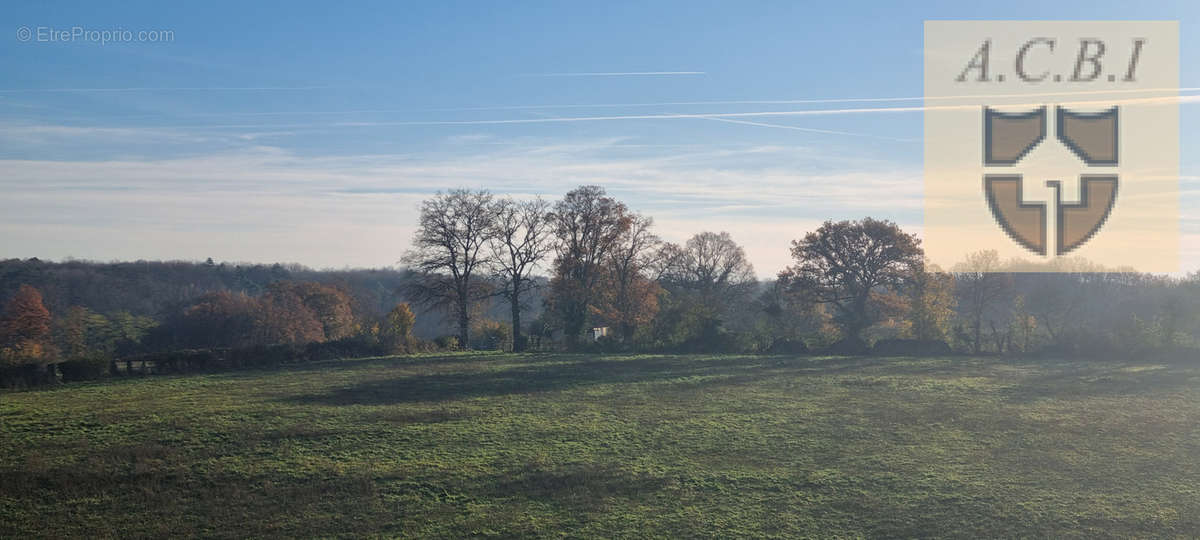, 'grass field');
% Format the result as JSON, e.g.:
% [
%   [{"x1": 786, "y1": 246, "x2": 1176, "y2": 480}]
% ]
[{"x1": 3, "y1": 352, "x2": 1200, "y2": 538}]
